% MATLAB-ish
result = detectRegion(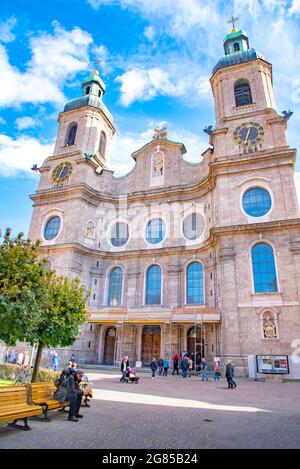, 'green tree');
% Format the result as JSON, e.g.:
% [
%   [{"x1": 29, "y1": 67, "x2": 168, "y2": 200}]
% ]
[
  {"x1": 29, "y1": 274, "x2": 88, "y2": 382},
  {"x1": 0, "y1": 228, "x2": 46, "y2": 345},
  {"x1": 0, "y1": 229, "x2": 89, "y2": 382}
]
